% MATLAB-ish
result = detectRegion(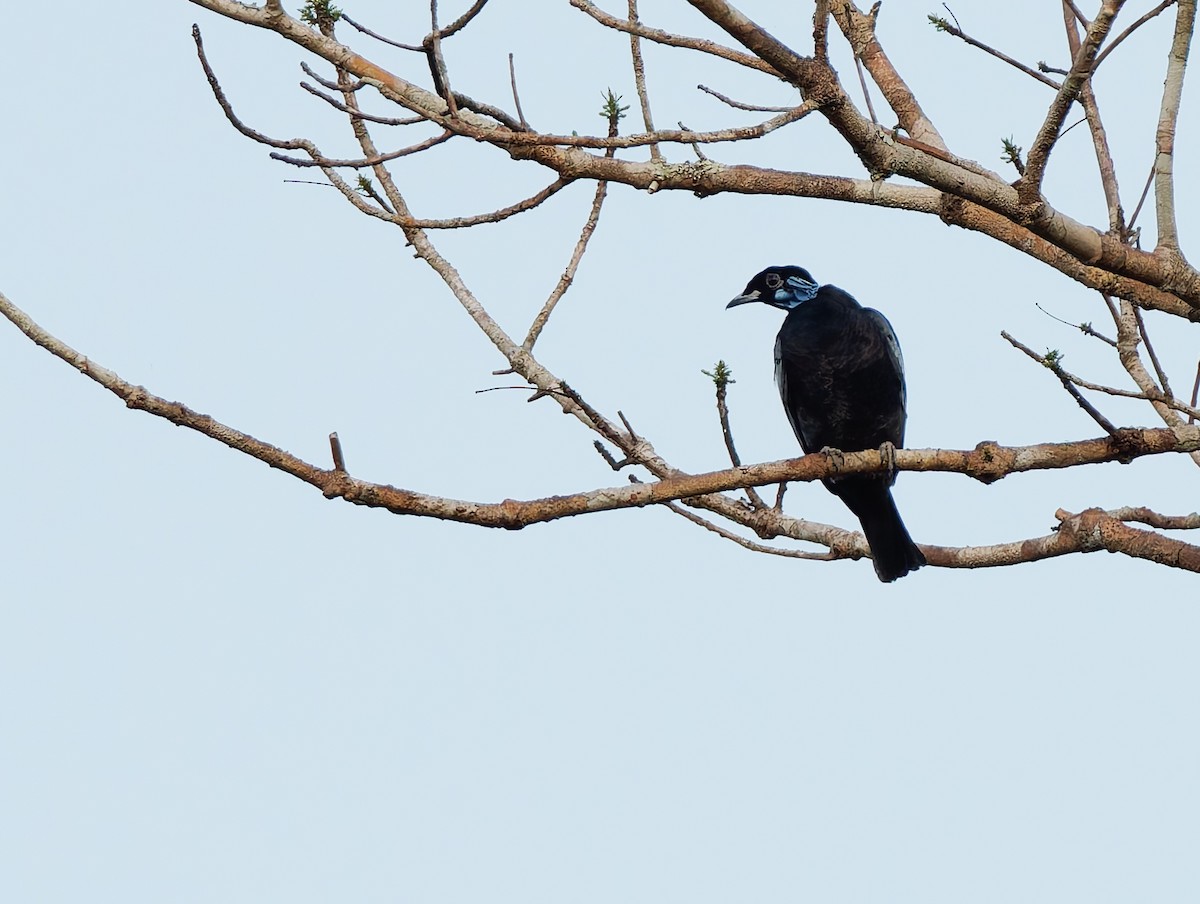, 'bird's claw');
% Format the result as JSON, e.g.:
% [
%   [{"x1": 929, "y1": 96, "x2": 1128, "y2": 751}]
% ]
[
  {"x1": 879, "y1": 441, "x2": 897, "y2": 480},
  {"x1": 820, "y1": 446, "x2": 845, "y2": 473}
]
